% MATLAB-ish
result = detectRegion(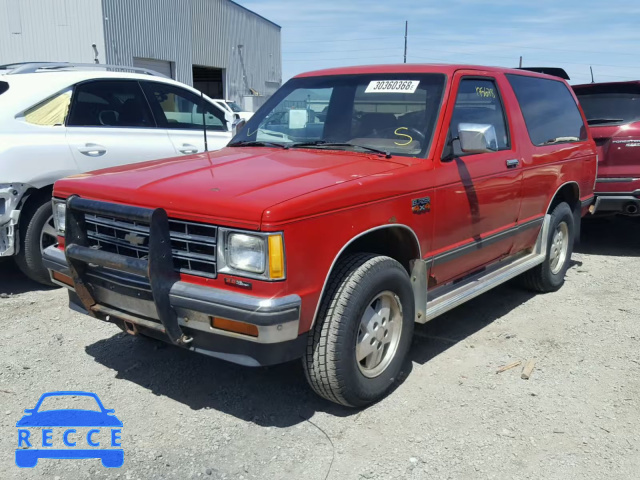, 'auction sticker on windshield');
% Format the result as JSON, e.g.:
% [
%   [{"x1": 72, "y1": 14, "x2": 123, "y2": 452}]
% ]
[{"x1": 365, "y1": 80, "x2": 420, "y2": 93}]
